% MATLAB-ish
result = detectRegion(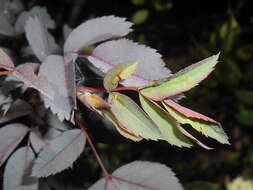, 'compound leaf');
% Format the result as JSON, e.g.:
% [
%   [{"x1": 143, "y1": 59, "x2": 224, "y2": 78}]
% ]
[
  {"x1": 4, "y1": 147, "x2": 38, "y2": 190},
  {"x1": 88, "y1": 161, "x2": 183, "y2": 190},
  {"x1": 32, "y1": 129, "x2": 86, "y2": 177},
  {"x1": 139, "y1": 95, "x2": 192, "y2": 147},
  {"x1": 140, "y1": 54, "x2": 220, "y2": 101},
  {"x1": 88, "y1": 39, "x2": 171, "y2": 87},
  {"x1": 163, "y1": 99, "x2": 229, "y2": 144},
  {"x1": 103, "y1": 61, "x2": 139, "y2": 91},
  {"x1": 64, "y1": 15, "x2": 133, "y2": 53},
  {"x1": 109, "y1": 92, "x2": 161, "y2": 140}
]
